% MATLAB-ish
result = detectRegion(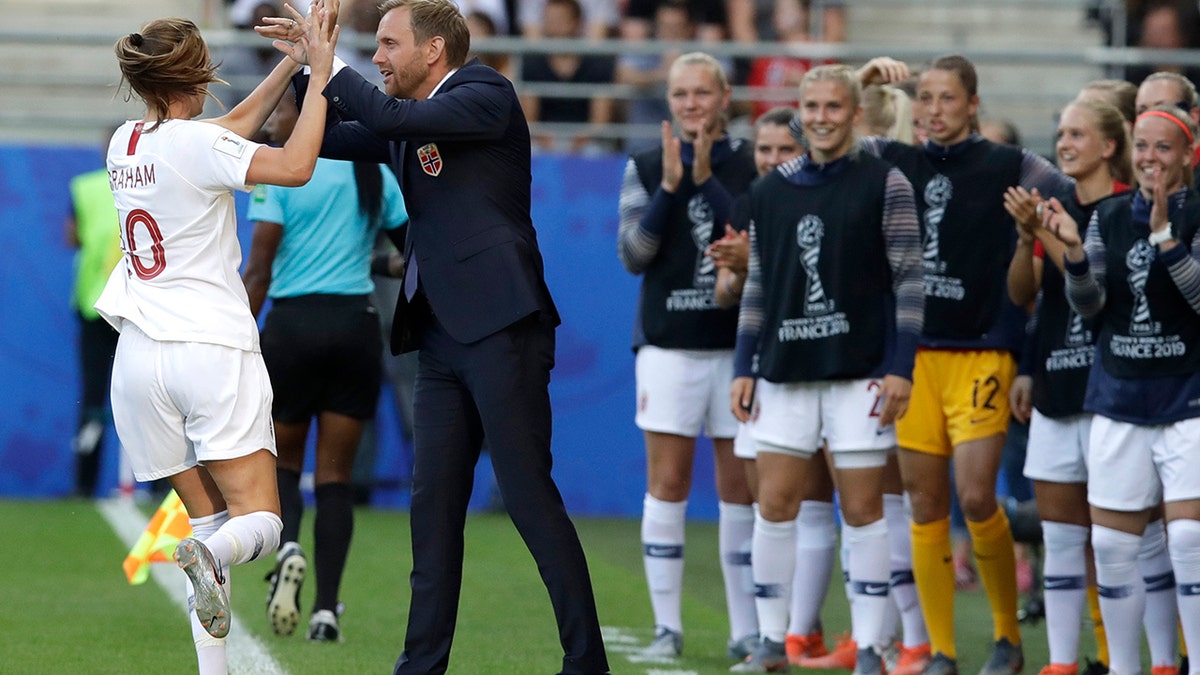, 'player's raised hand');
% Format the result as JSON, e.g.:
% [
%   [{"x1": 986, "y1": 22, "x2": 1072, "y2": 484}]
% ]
[
  {"x1": 661, "y1": 121, "x2": 683, "y2": 193},
  {"x1": 306, "y1": 3, "x2": 340, "y2": 83},
  {"x1": 256, "y1": 3, "x2": 314, "y2": 64}
]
